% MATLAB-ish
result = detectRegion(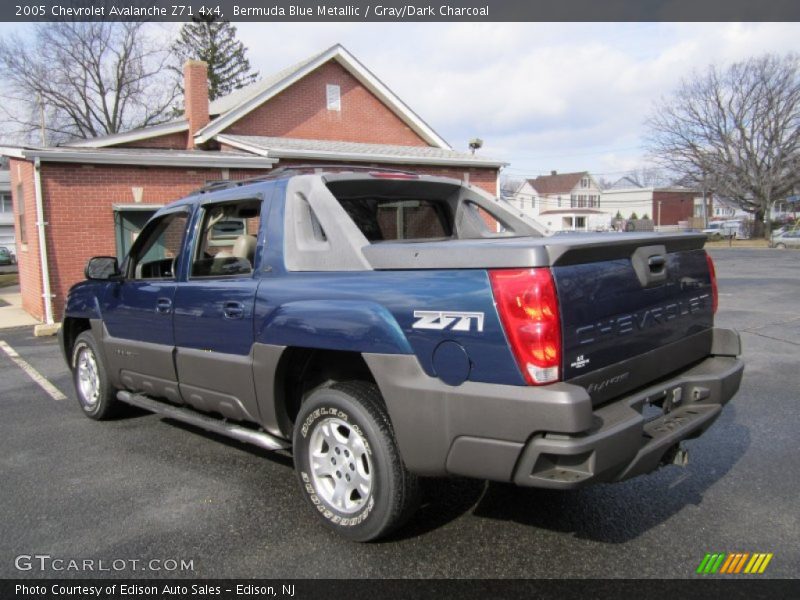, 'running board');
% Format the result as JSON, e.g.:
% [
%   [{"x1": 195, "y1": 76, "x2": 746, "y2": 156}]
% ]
[{"x1": 117, "y1": 391, "x2": 290, "y2": 451}]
